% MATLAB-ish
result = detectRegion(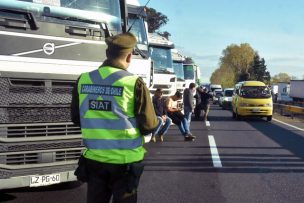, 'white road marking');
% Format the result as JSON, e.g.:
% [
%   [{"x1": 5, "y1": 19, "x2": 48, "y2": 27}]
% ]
[
  {"x1": 208, "y1": 135, "x2": 222, "y2": 167},
  {"x1": 273, "y1": 118, "x2": 304, "y2": 132},
  {"x1": 206, "y1": 121, "x2": 210, "y2": 126}
]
